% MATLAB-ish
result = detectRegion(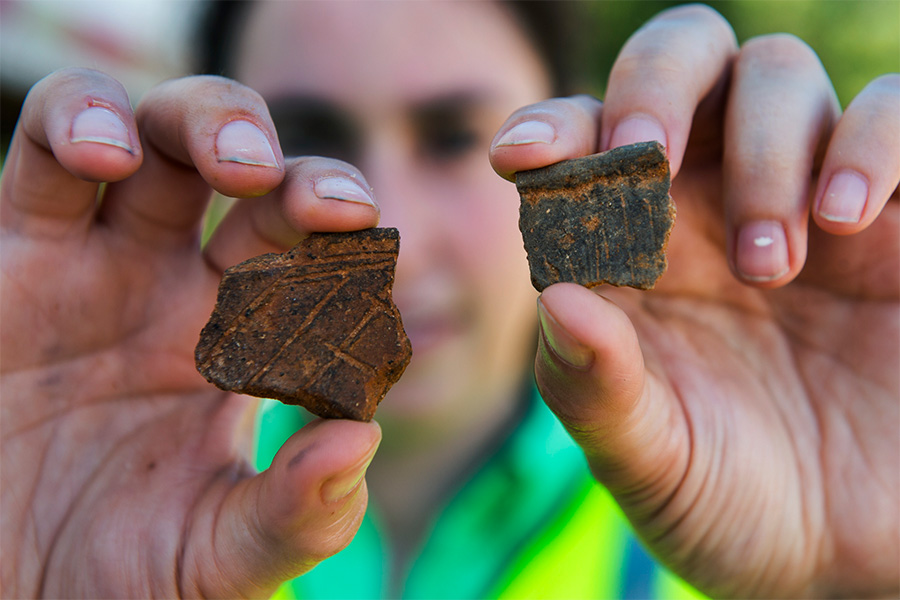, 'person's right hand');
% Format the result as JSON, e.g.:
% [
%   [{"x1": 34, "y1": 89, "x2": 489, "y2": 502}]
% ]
[{"x1": 1, "y1": 68, "x2": 383, "y2": 597}]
